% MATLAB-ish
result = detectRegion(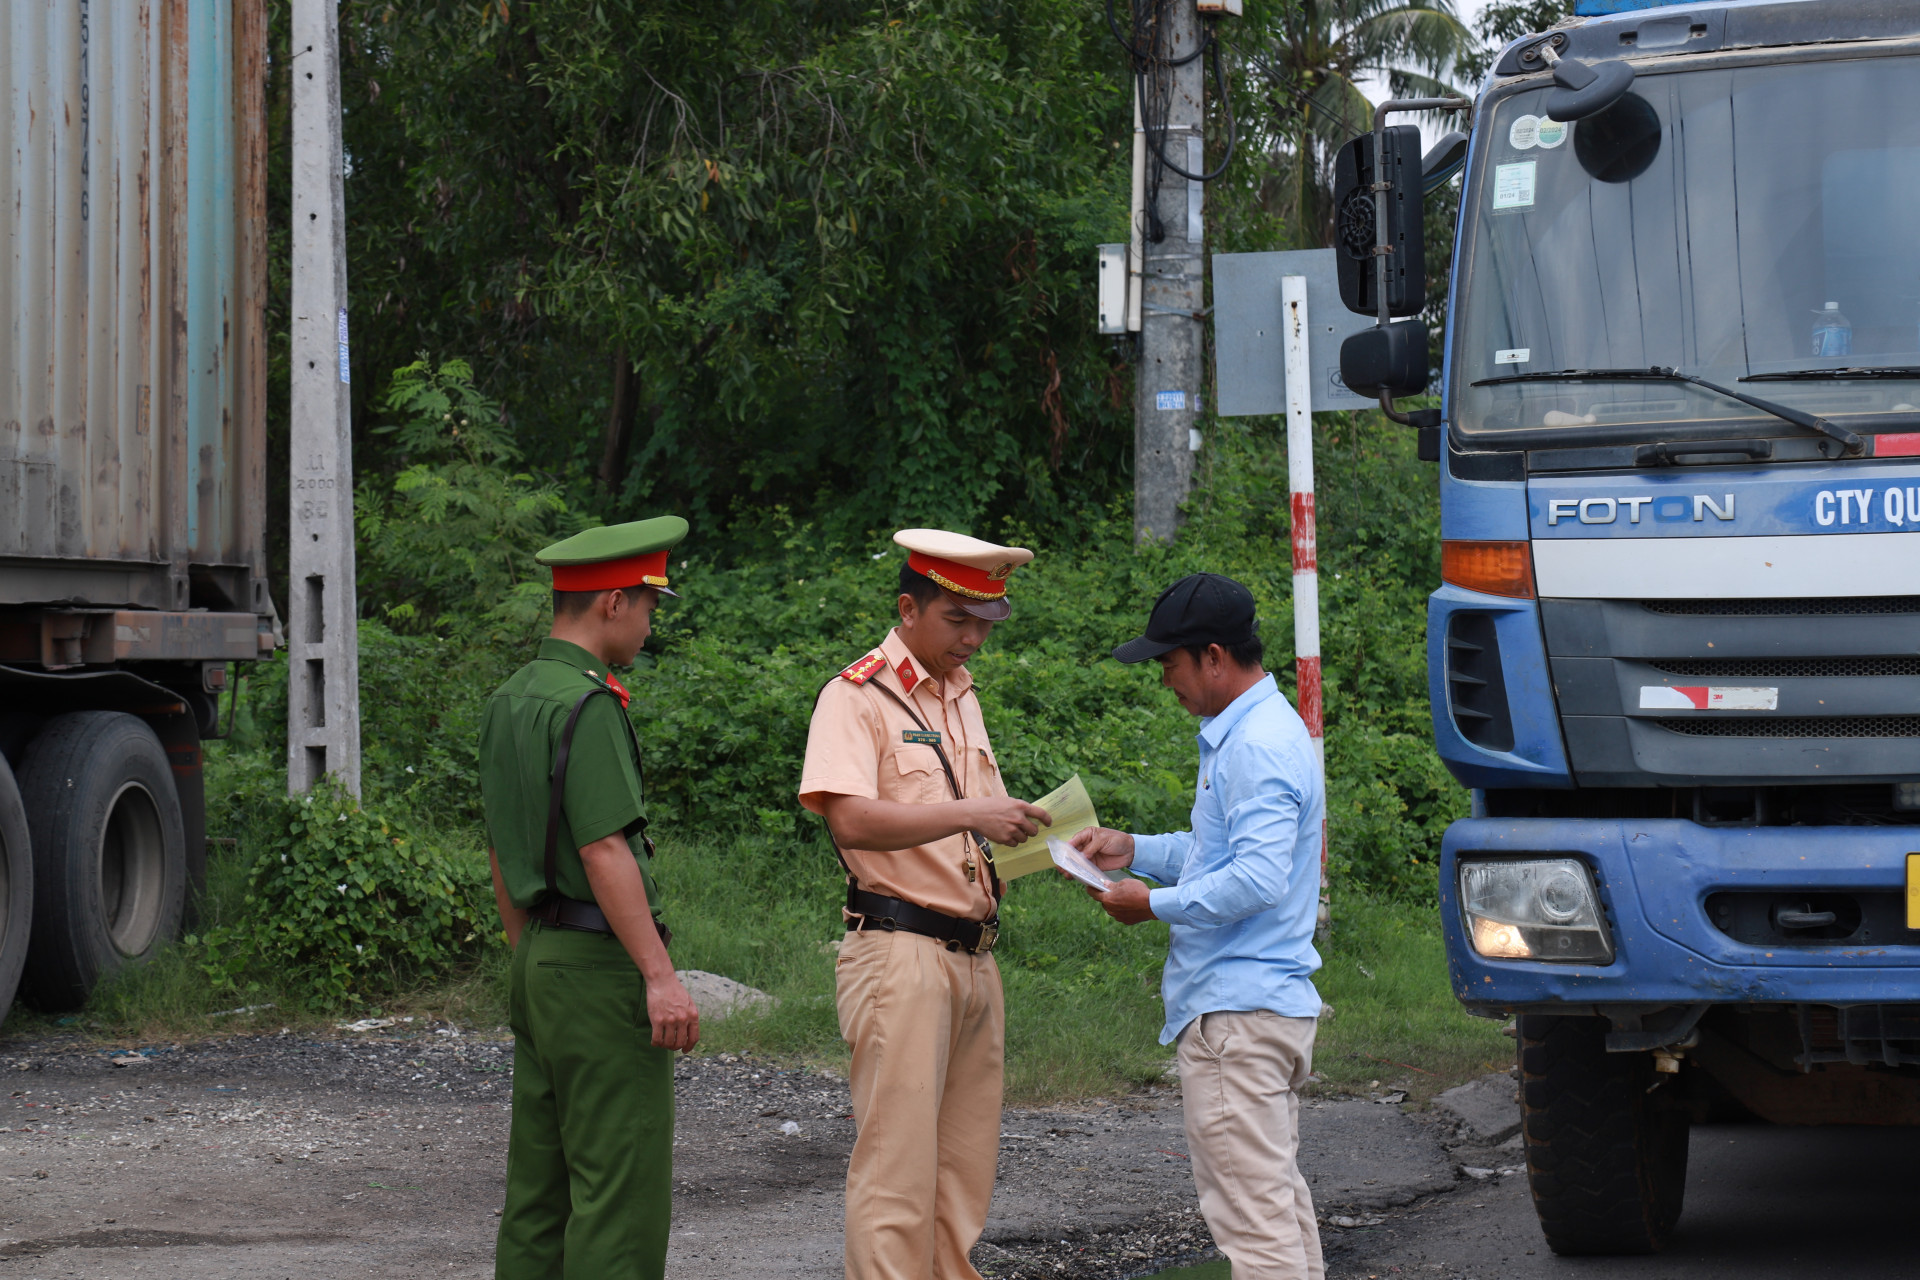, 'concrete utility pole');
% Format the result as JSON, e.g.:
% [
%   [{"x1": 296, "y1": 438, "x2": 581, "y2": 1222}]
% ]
[
  {"x1": 286, "y1": 0, "x2": 363, "y2": 796},
  {"x1": 1132, "y1": 0, "x2": 1206, "y2": 543}
]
